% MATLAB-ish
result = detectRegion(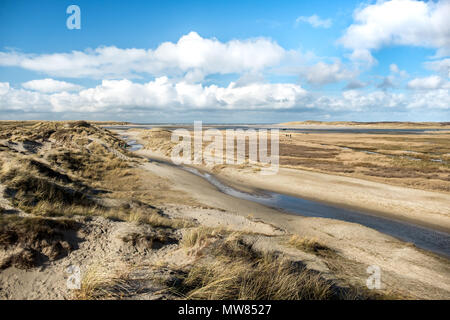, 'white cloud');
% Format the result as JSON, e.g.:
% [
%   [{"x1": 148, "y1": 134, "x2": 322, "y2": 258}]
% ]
[
  {"x1": 377, "y1": 75, "x2": 396, "y2": 89},
  {"x1": 0, "y1": 32, "x2": 285, "y2": 80},
  {"x1": 312, "y1": 89, "x2": 449, "y2": 111},
  {"x1": 0, "y1": 82, "x2": 10, "y2": 95},
  {"x1": 407, "y1": 75, "x2": 450, "y2": 90},
  {"x1": 0, "y1": 82, "x2": 53, "y2": 112},
  {"x1": 311, "y1": 90, "x2": 407, "y2": 111},
  {"x1": 22, "y1": 78, "x2": 82, "y2": 93},
  {"x1": 407, "y1": 89, "x2": 450, "y2": 109},
  {"x1": 339, "y1": 0, "x2": 450, "y2": 64},
  {"x1": 0, "y1": 78, "x2": 308, "y2": 113},
  {"x1": 375, "y1": 63, "x2": 409, "y2": 89},
  {"x1": 301, "y1": 61, "x2": 356, "y2": 85},
  {"x1": 389, "y1": 63, "x2": 408, "y2": 77},
  {"x1": 424, "y1": 58, "x2": 450, "y2": 78},
  {"x1": 344, "y1": 80, "x2": 368, "y2": 90},
  {"x1": 1, "y1": 78, "x2": 448, "y2": 118},
  {"x1": 349, "y1": 49, "x2": 377, "y2": 67},
  {"x1": 295, "y1": 15, "x2": 332, "y2": 28},
  {"x1": 390, "y1": 64, "x2": 400, "y2": 73}
]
